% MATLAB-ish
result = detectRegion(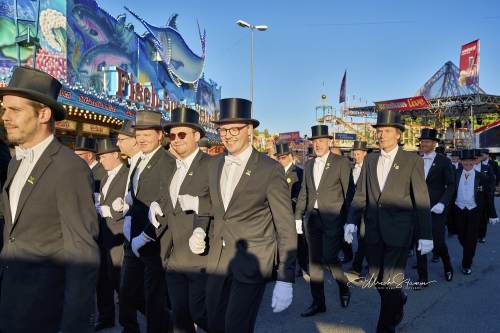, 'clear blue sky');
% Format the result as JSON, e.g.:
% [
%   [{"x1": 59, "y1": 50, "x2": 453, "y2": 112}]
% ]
[{"x1": 104, "y1": 0, "x2": 500, "y2": 135}]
